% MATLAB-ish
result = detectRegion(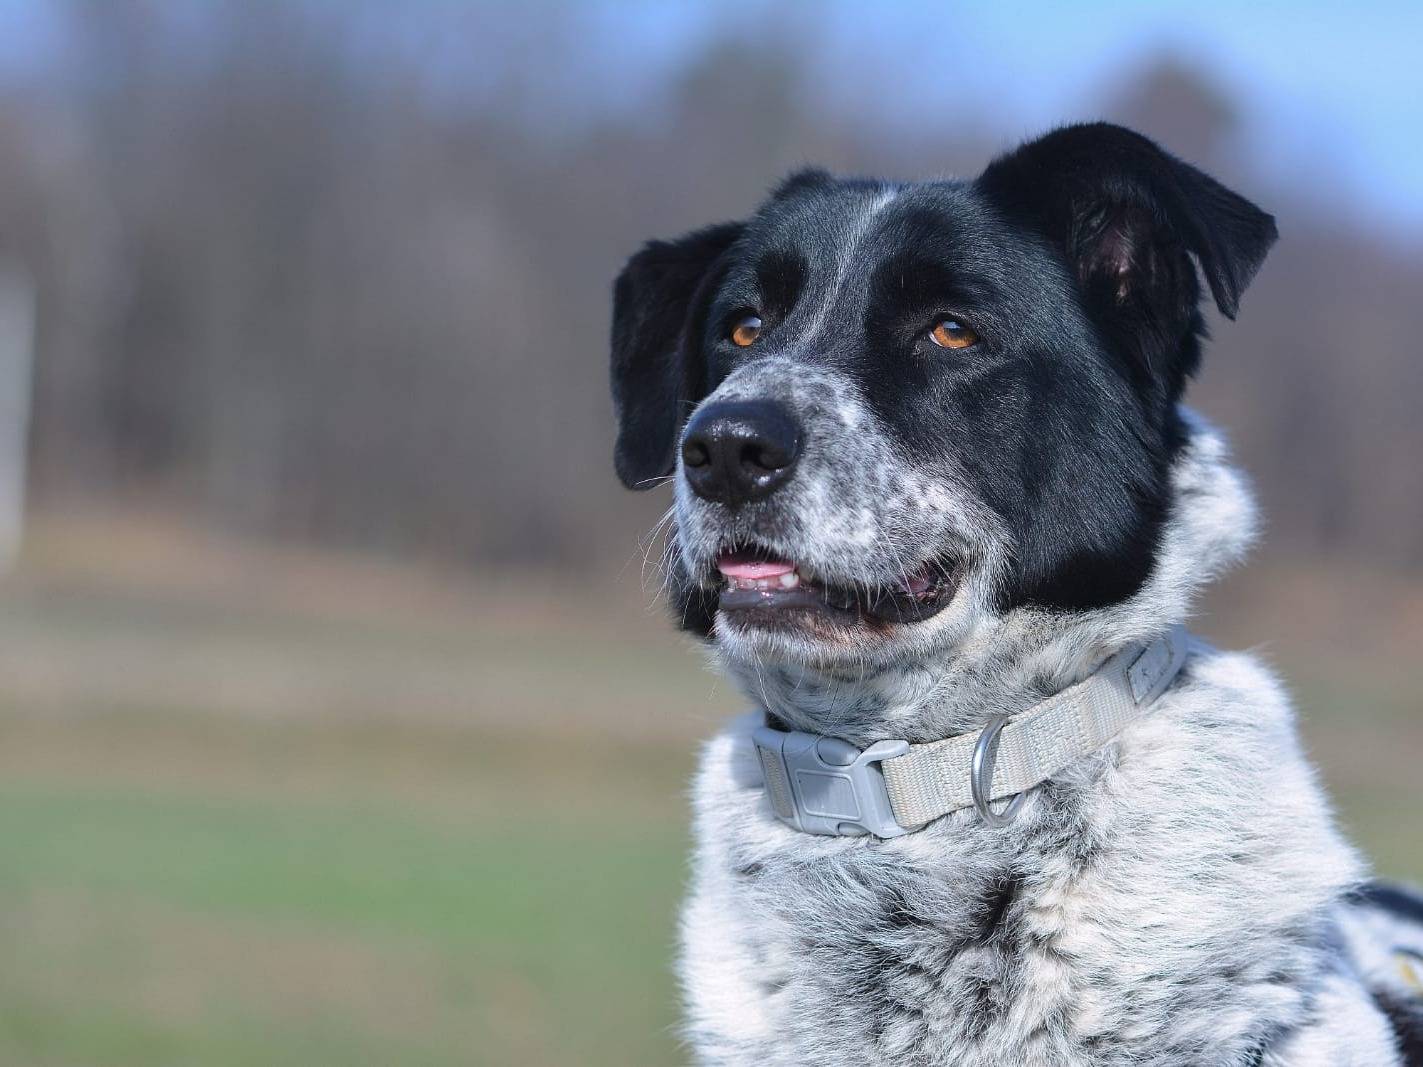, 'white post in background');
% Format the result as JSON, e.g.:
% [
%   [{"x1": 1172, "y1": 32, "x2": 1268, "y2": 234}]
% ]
[{"x1": 0, "y1": 261, "x2": 35, "y2": 573}]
